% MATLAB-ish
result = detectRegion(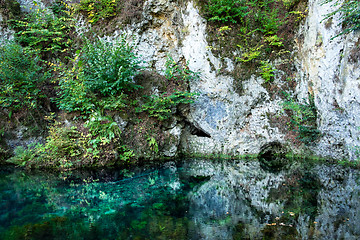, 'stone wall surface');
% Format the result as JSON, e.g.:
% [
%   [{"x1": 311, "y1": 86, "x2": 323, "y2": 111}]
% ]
[
  {"x1": 122, "y1": 0, "x2": 286, "y2": 156},
  {"x1": 122, "y1": 0, "x2": 360, "y2": 159},
  {"x1": 296, "y1": 0, "x2": 360, "y2": 160}
]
